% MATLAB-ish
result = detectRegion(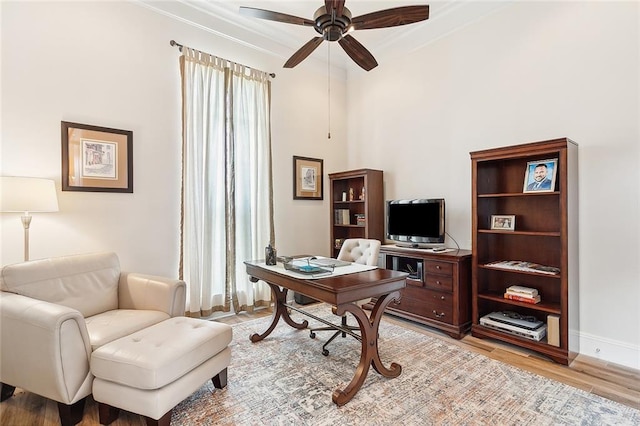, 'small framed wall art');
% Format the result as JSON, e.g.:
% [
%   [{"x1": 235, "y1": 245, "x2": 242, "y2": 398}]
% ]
[
  {"x1": 61, "y1": 121, "x2": 133, "y2": 193},
  {"x1": 490, "y1": 215, "x2": 516, "y2": 231},
  {"x1": 523, "y1": 158, "x2": 557, "y2": 193},
  {"x1": 293, "y1": 156, "x2": 323, "y2": 200}
]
